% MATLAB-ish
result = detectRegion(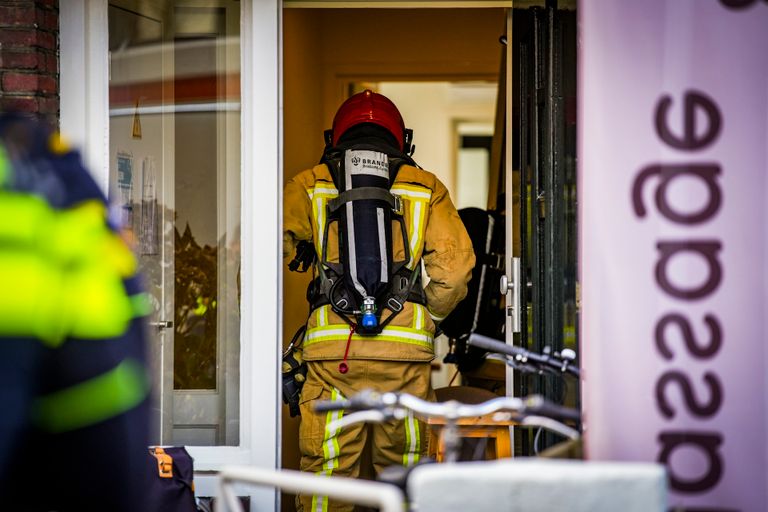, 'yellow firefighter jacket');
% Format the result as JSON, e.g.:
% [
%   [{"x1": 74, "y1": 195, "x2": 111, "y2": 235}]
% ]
[{"x1": 284, "y1": 162, "x2": 475, "y2": 362}]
